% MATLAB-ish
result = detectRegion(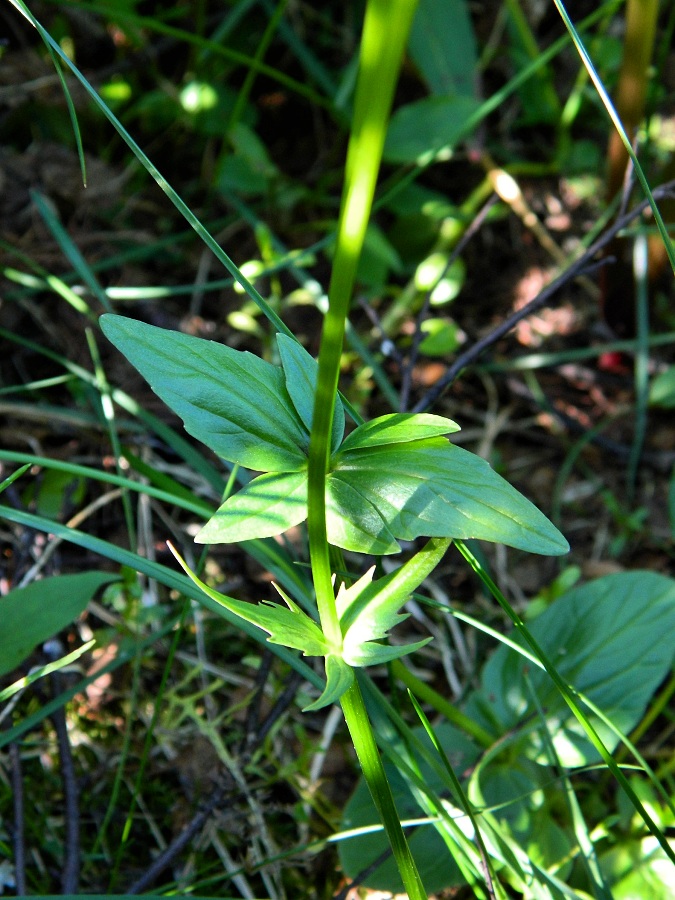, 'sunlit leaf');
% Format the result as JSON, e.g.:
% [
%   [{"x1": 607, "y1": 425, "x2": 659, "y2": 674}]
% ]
[
  {"x1": 303, "y1": 654, "x2": 354, "y2": 711},
  {"x1": 335, "y1": 439, "x2": 569, "y2": 556},
  {"x1": 326, "y1": 474, "x2": 401, "y2": 555},
  {"x1": 100, "y1": 315, "x2": 308, "y2": 472},
  {"x1": 336, "y1": 566, "x2": 431, "y2": 666},
  {"x1": 170, "y1": 545, "x2": 327, "y2": 655},
  {"x1": 196, "y1": 471, "x2": 307, "y2": 544},
  {"x1": 338, "y1": 413, "x2": 459, "y2": 453}
]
